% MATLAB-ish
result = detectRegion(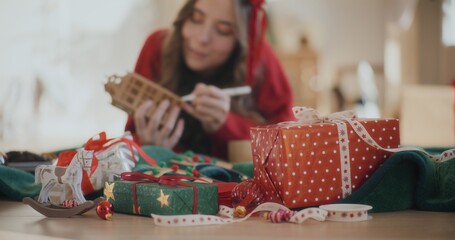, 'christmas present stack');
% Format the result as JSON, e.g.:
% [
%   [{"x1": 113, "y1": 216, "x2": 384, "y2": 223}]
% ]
[
  {"x1": 104, "y1": 172, "x2": 219, "y2": 216},
  {"x1": 250, "y1": 107, "x2": 400, "y2": 208}
]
